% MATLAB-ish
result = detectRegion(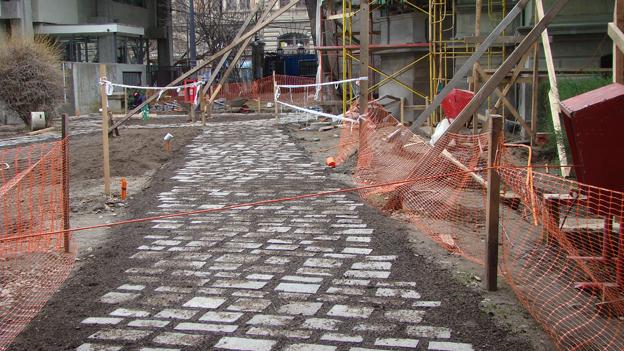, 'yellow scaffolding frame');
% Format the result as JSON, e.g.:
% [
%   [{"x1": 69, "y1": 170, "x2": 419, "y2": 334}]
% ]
[{"x1": 321, "y1": 0, "x2": 510, "y2": 125}]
